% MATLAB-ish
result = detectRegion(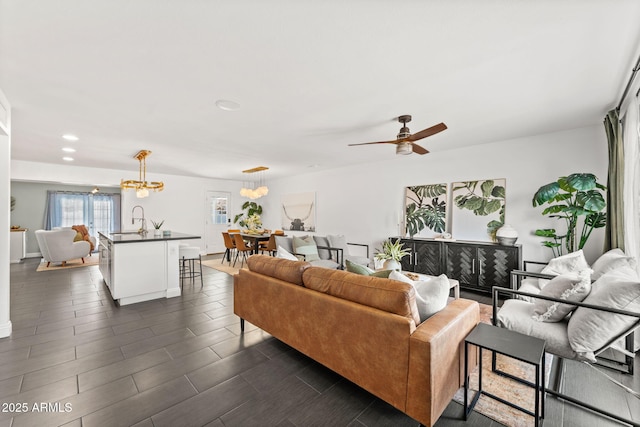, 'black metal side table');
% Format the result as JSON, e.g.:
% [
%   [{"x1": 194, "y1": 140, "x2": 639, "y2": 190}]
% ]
[{"x1": 464, "y1": 322, "x2": 546, "y2": 427}]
